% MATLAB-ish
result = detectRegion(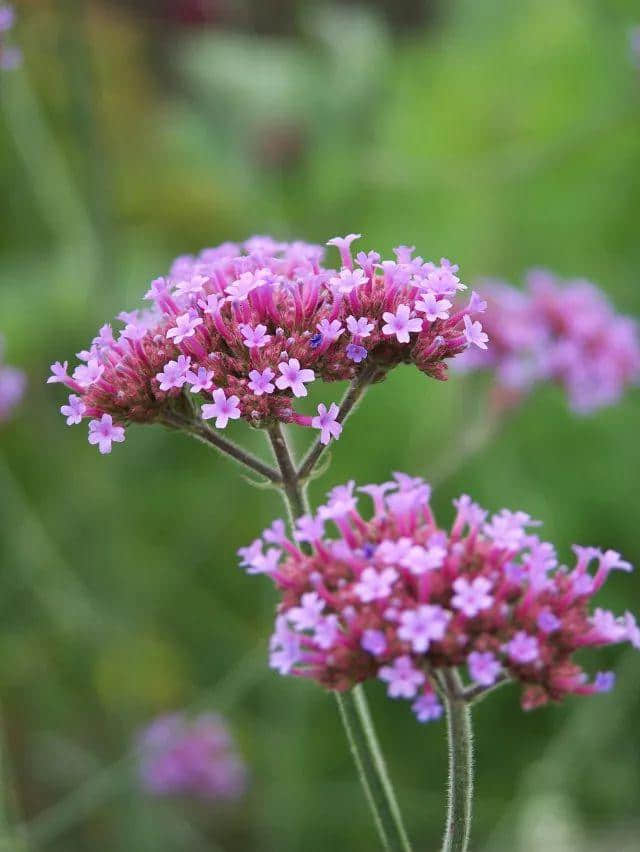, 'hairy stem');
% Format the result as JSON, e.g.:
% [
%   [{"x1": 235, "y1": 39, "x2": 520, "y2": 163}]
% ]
[
  {"x1": 266, "y1": 423, "x2": 413, "y2": 851},
  {"x1": 162, "y1": 412, "x2": 282, "y2": 484},
  {"x1": 441, "y1": 670, "x2": 473, "y2": 852},
  {"x1": 297, "y1": 366, "x2": 378, "y2": 481}
]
